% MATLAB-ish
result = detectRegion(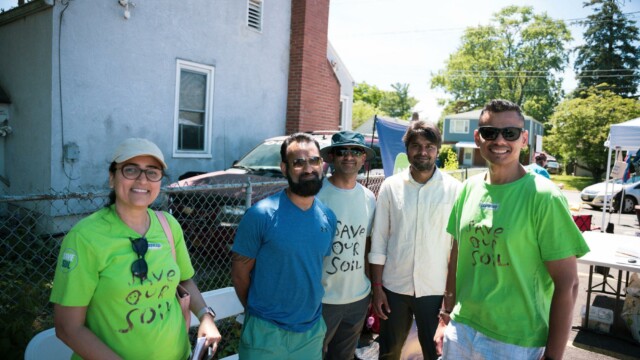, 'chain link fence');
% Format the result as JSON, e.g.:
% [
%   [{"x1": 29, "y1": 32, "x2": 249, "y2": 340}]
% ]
[{"x1": 0, "y1": 168, "x2": 482, "y2": 357}]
